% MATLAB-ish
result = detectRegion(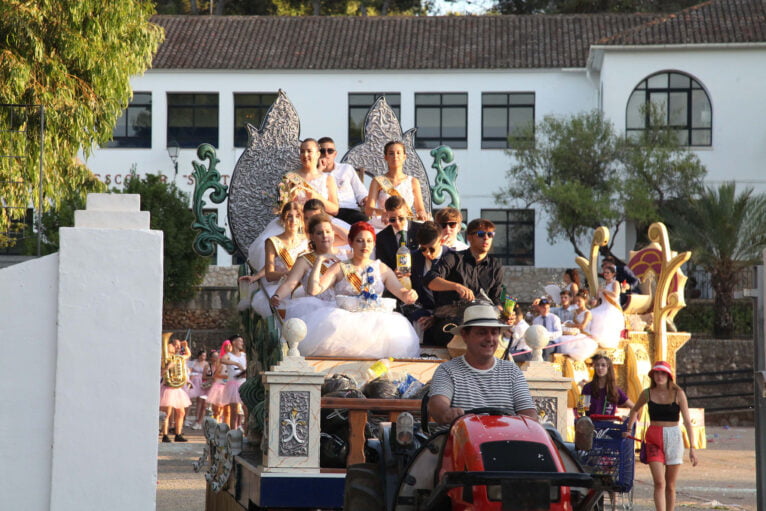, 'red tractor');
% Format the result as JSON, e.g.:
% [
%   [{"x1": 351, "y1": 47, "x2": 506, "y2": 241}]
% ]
[{"x1": 344, "y1": 407, "x2": 608, "y2": 511}]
